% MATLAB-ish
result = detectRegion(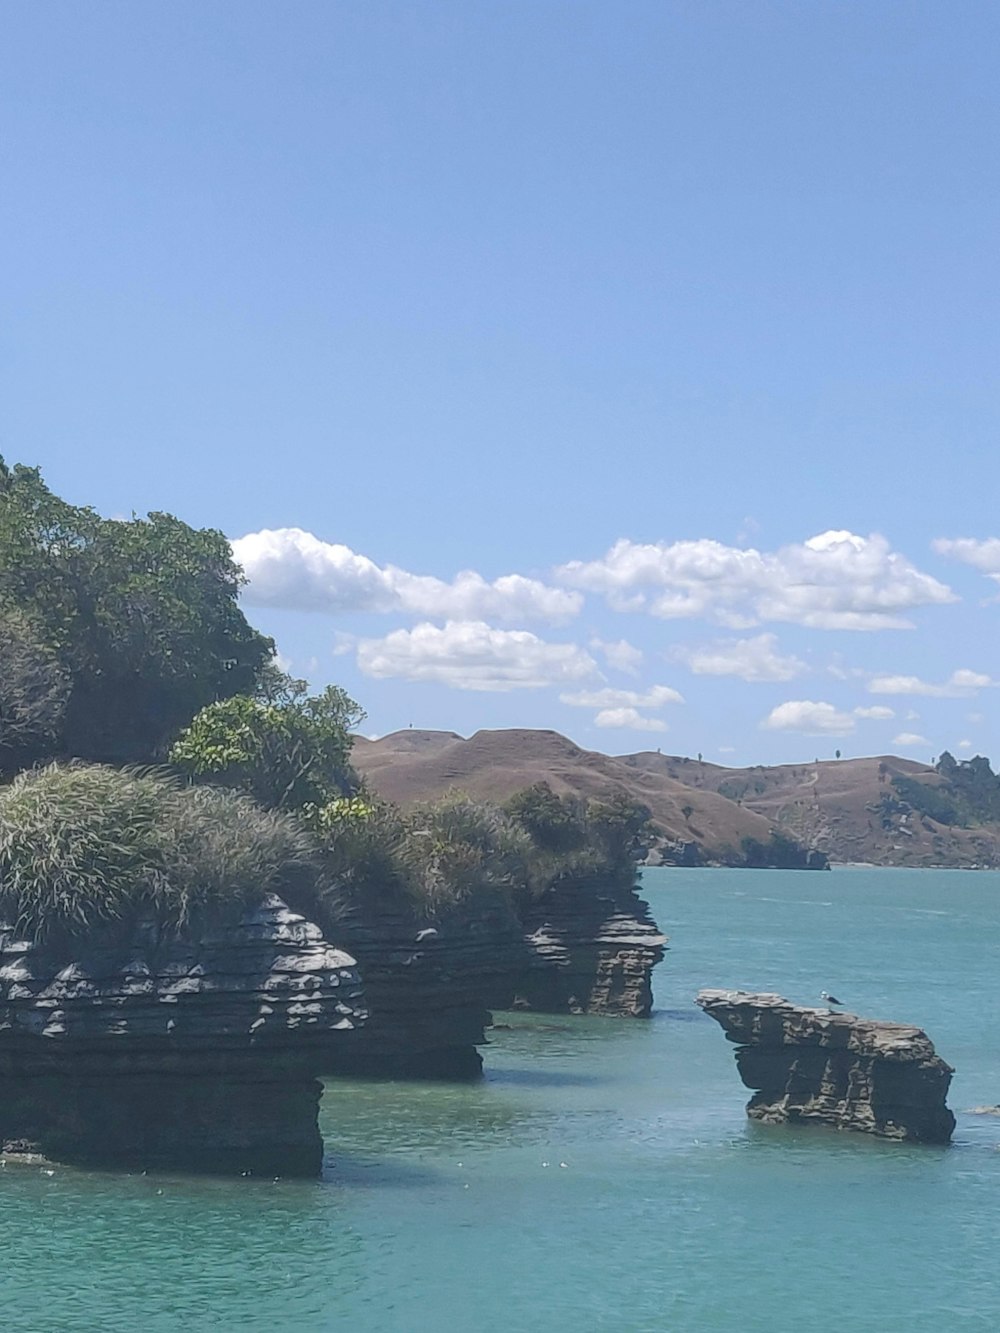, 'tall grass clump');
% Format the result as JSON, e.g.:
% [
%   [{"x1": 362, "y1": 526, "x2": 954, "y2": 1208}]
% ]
[{"x1": 0, "y1": 763, "x2": 323, "y2": 944}]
